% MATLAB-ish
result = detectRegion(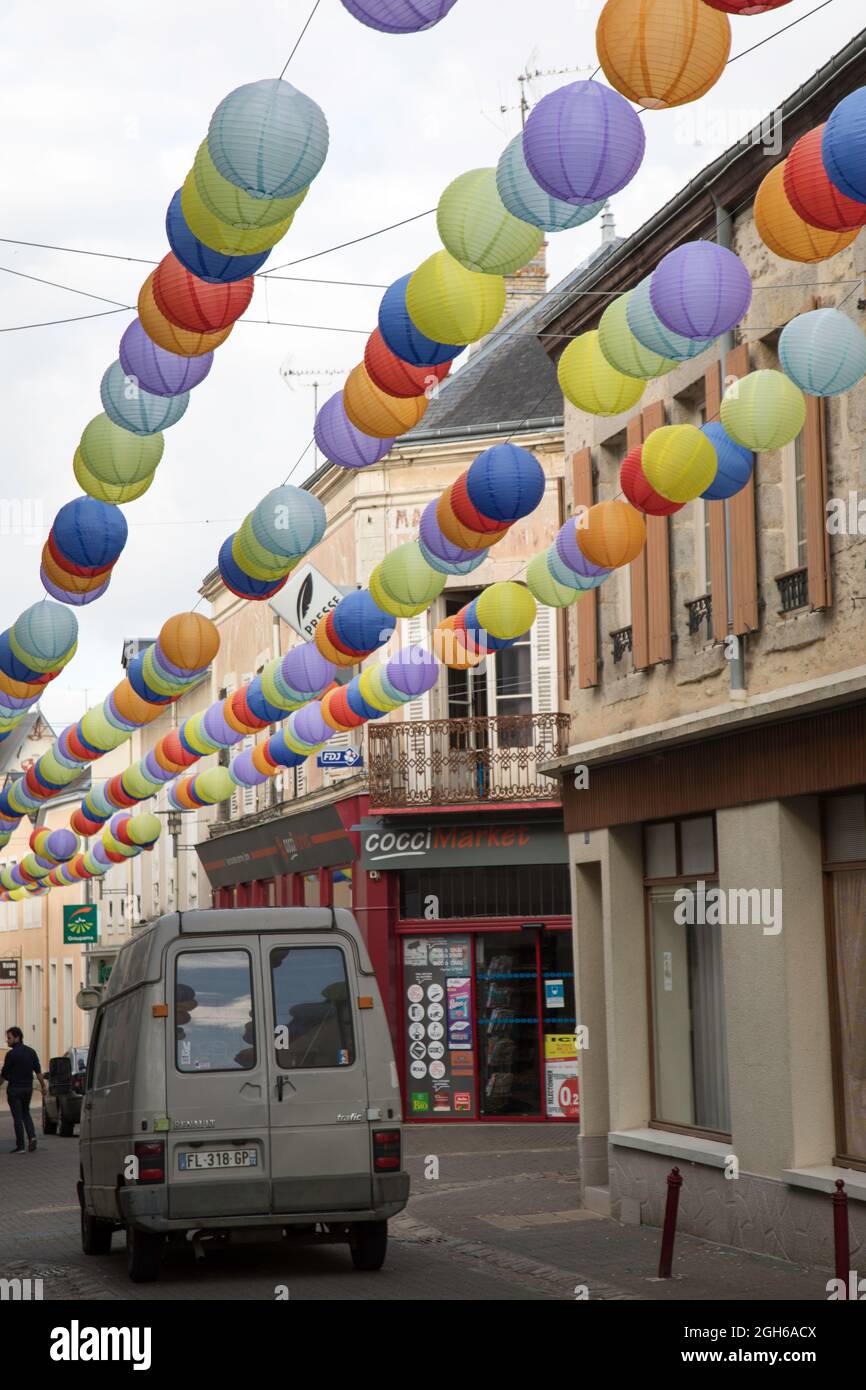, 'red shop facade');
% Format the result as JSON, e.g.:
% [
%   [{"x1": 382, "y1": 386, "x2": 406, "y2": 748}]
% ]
[{"x1": 197, "y1": 796, "x2": 577, "y2": 1124}]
